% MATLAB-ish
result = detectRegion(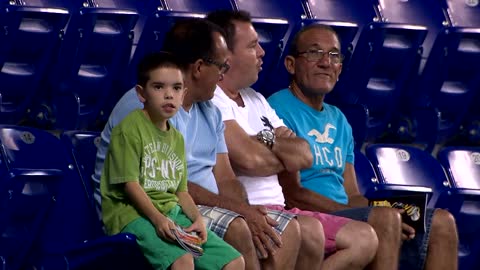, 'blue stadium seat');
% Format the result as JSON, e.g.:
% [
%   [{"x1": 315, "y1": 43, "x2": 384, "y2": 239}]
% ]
[
  {"x1": 446, "y1": 0, "x2": 480, "y2": 28},
  {"x1": 61, "y1": 130, "x2": 101, "y2": 202},
  {"x1": 365, "y1": 144, "x2": 445, "y2": 202},
  {"x1": 162, "y1": 0, "x2": 233, "y2": 13},
  {"x1": 0, "y1": 1, "x2": 69, "y2": 125},
  {"x1": 307, "y1": 0, "x2": 428, "y2": 143},
  {"x1": 437, "y1": 146, "x2": 480, "y2": 269},
  {"x1": 353, "y1": 149, "x2": 380, "y2": 199},
  {"x1": 0, "y1": 125, "x2": 63, "y2": 269},
  {"x1": 369, "y1": 0, "x2": 444, "y2": 149},
  {"x1": 464, "y1": 89, "x2": 480, "y2": 146},
  {"x1": 366, "y1": 143, "x2": 480, "y2": 268},
  {"x1": 47, "y1": 3, "x2": 138, "y2": 130},
  {"x1": 400, "y1": 0, "x2": 480, "y2": 144},
  {"x1": 0, "y1": 125, "x2": 150, "y2": 270},
  {"x1": 449, "y1": 0, "x2": 480, "y2": 147}
]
